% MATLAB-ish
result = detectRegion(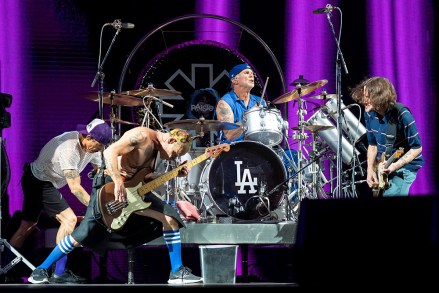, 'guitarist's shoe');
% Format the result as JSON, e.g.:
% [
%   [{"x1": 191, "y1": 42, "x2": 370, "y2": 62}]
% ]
[{"x1": 167, "y1": 266, "x2": 202, "y2": 284}]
